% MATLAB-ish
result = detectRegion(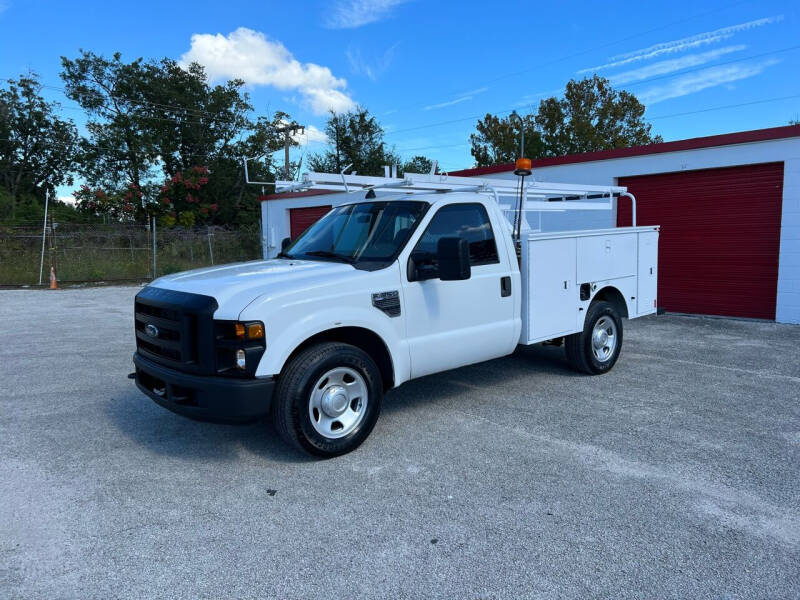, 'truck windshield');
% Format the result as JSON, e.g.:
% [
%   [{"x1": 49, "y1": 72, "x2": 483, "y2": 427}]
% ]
[{"x1": 283, "y1": 201, "x2": 428, "y2": 269}]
